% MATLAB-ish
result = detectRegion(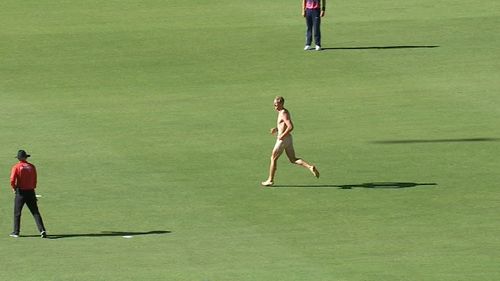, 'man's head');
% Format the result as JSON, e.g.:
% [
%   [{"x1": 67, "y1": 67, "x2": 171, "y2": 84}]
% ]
[
  {"x1": 16, "y1": 150, "x2": 30, "y2": 161},
  {"x1": 273, "y1": 96, "x2": 285, "y2": 111}
]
